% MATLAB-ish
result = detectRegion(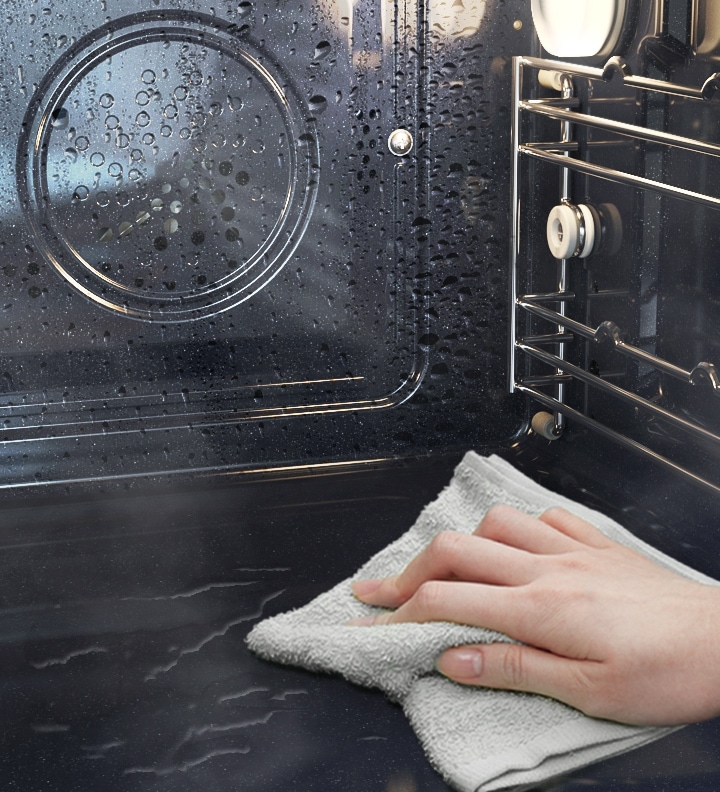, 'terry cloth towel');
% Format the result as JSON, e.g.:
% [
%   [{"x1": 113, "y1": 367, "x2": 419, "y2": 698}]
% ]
[{"x1": 247, "y1": 452, "x2": 717, "y2": 792}]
